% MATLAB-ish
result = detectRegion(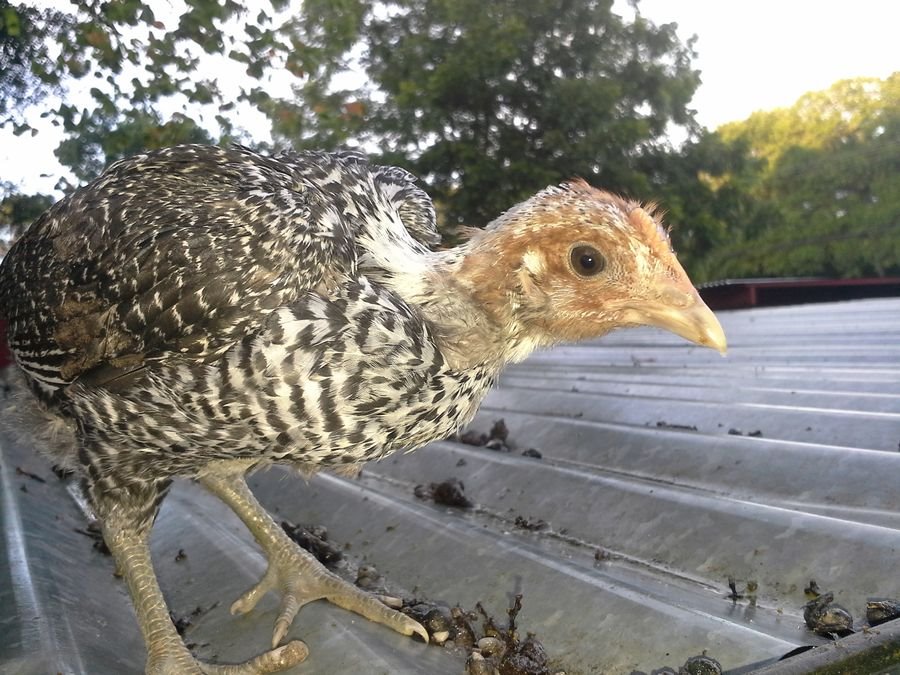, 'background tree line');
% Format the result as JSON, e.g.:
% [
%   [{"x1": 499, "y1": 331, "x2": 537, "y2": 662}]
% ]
[{"x1": 1, "y1": 0, "x2": 898, "y2": 282}]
